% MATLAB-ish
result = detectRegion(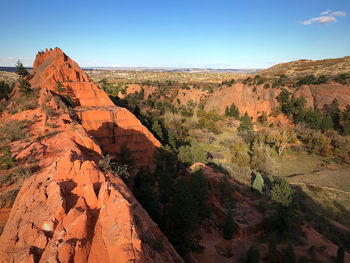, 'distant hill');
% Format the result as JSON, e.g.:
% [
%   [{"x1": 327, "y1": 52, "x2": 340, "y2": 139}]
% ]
[
  {"x1": 260, "y1": 56, "x2": 350, "y2": 79},
  {"x1": 83, "y1": 67, "x2": 260, "y2": 74}
]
